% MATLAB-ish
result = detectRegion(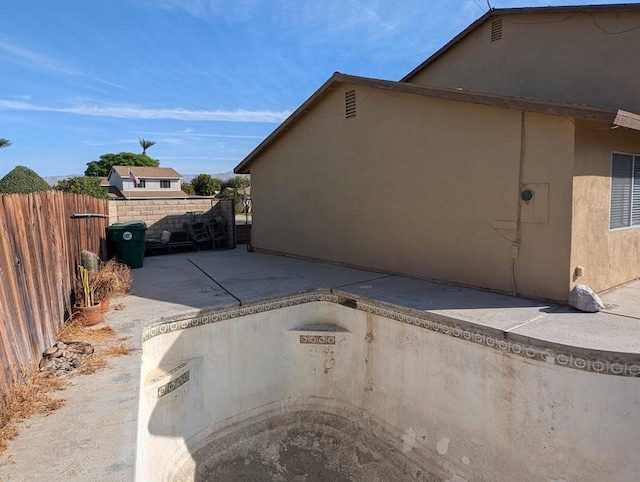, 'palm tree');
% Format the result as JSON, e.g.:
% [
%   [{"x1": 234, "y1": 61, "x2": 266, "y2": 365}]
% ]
[
  {"x1": 139, "y1": 138, "x2": 156, "y2": 155},
  {"x1": 0, "y1": 138, "x2": 11, "y2": 149}
]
